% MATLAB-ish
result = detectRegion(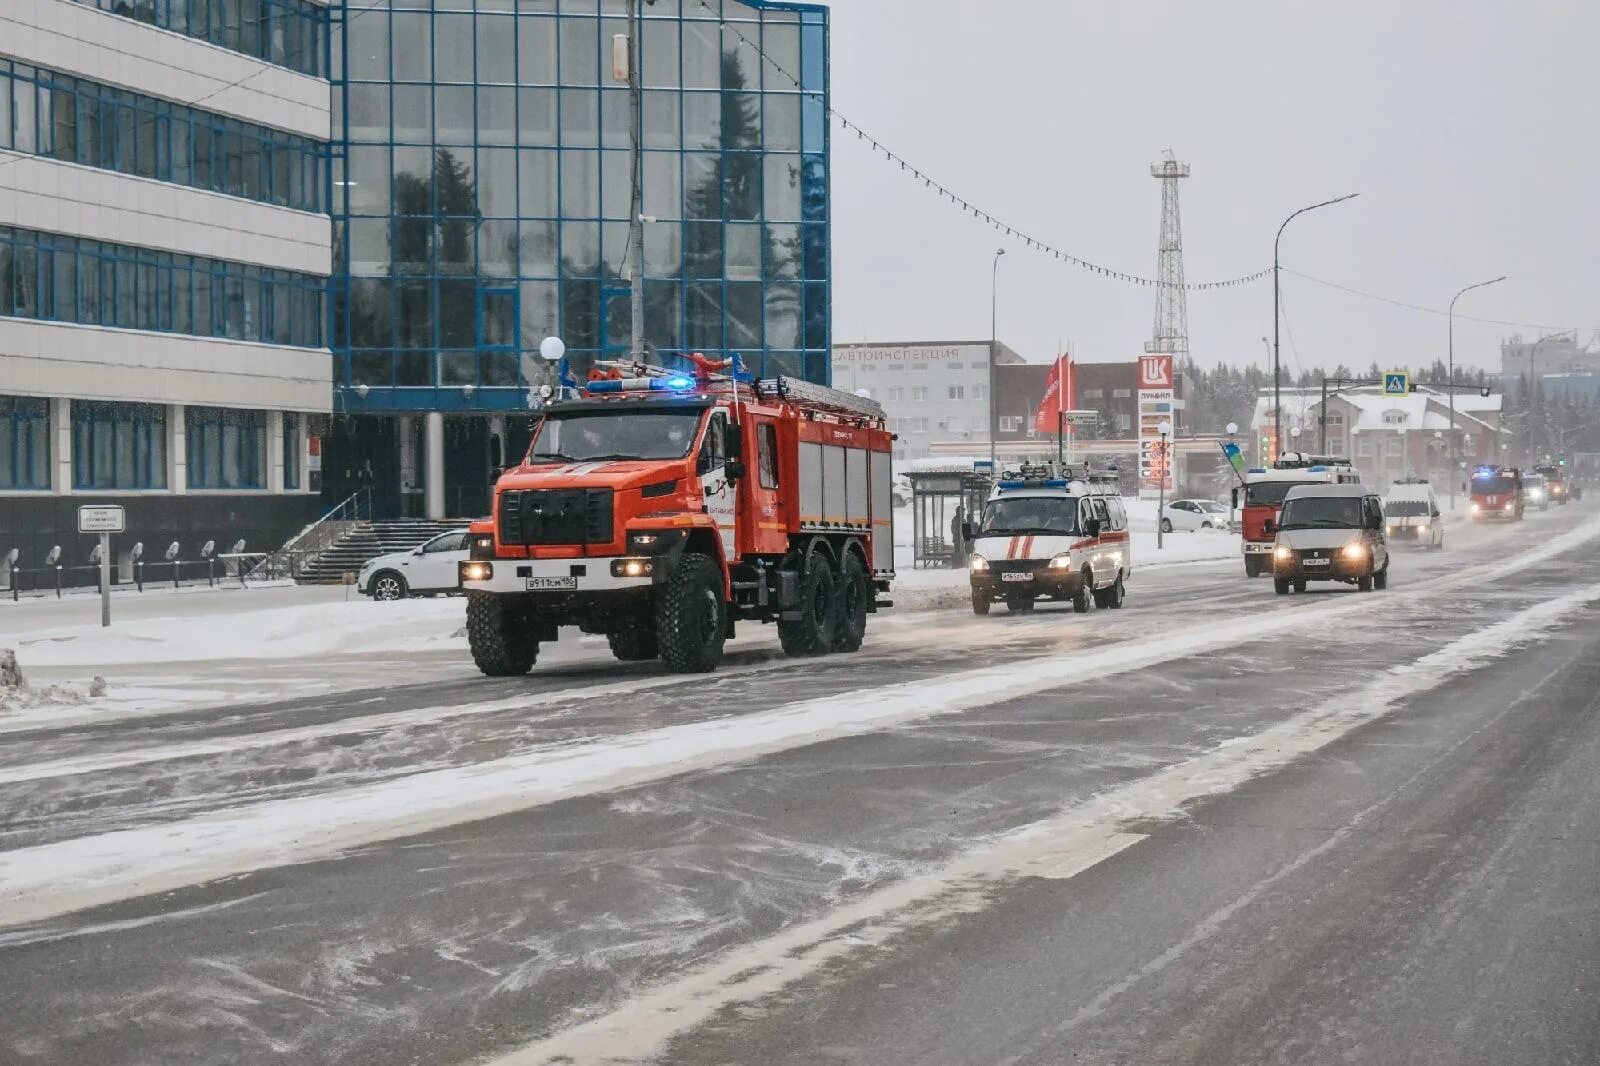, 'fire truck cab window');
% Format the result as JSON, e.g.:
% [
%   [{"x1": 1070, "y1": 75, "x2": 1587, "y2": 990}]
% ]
[
  {"x1": 699, "y1": 412, "x2": 726, "y2": 475},
  {"x1": 1245, "y1": 481, "x2": 1305, "y2": 507},
  {"x1": 527, "y1": 410, "x2": 702, "y2": 462},
  {"x1": 757, "y1": 423, "x2": 779, "y2": 488}
]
